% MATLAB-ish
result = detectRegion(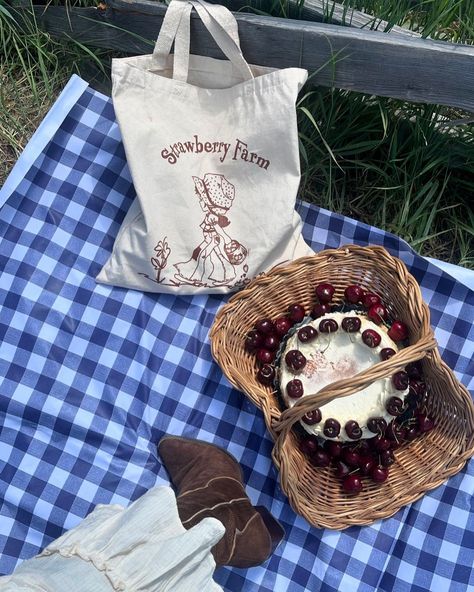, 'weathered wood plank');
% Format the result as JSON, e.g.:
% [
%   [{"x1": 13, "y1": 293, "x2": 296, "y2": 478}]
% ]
[{"x1": 21, "y1": 0, "x2": 474, "y2": 111}]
